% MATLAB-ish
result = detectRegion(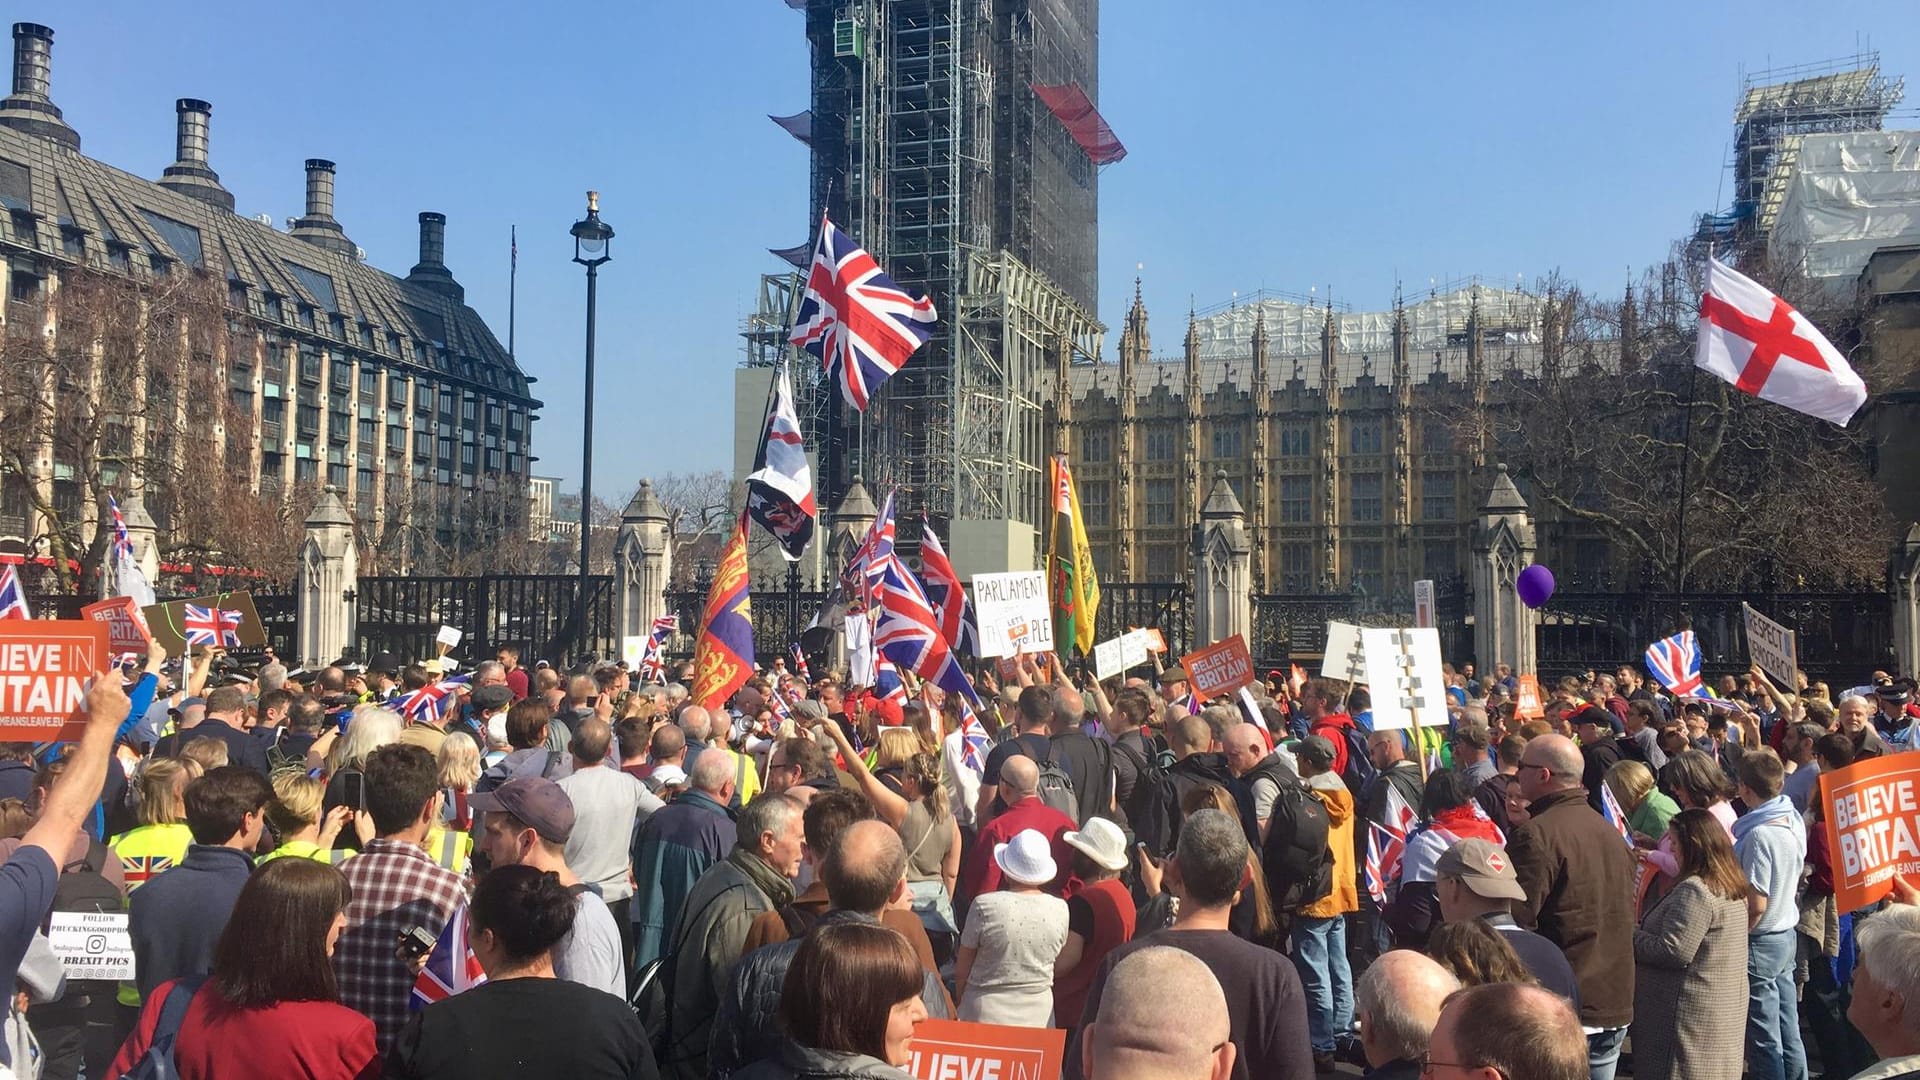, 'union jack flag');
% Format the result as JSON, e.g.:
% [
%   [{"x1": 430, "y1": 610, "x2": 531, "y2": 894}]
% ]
[
  {"x1": 108, "y1": 495, "x2": 134, "y2": 562},
  {"x1": 1644, "y1": 630, "x2": 1707, "y2": 698},
  {"x1": 918, "y1": 518, "x2": 978, "y2": 657},
  {"x1": 119, "y1": 854, "x2": 173, "y2": 890},
  {"x1": 874, "y1": 658, "x2": 908, "y2": 704},
  {"x1": 181, "y1": 603, "x2": 241, "y2": 647},
  {"x1": 790, "y1": 213, "x2": 936, "y2": 412},
  {"x1": 0, "y1": 565, "x2": 28, "y2": 620},
  {"x1": 790, "y1": 643, "x2": 812, "y2": 684},
  {"x1": 847, "y1": 491, "x2": 897, "y2": 609},
  {"x1": 871, "y1": 552, "x2": 980, "y2": 708},
  {"x1": 1600, "y1": 780, "x2": 1637, "y2": 849},
  {"x1": 957, "y1": 695, "x2": 989, "y2": 773},
  {"x1": 1364, "y1": 821, "x2": 1405, "y2": 906},
  {"x1": 396, "y1": 674, "x2": 471, "y2": 723},
  {"x1": 411, "y1": 903, "x2": 486, "y2": 1010},
  {"x1": 638, "y1": 615, "x2": 679, "y2": 685}
]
